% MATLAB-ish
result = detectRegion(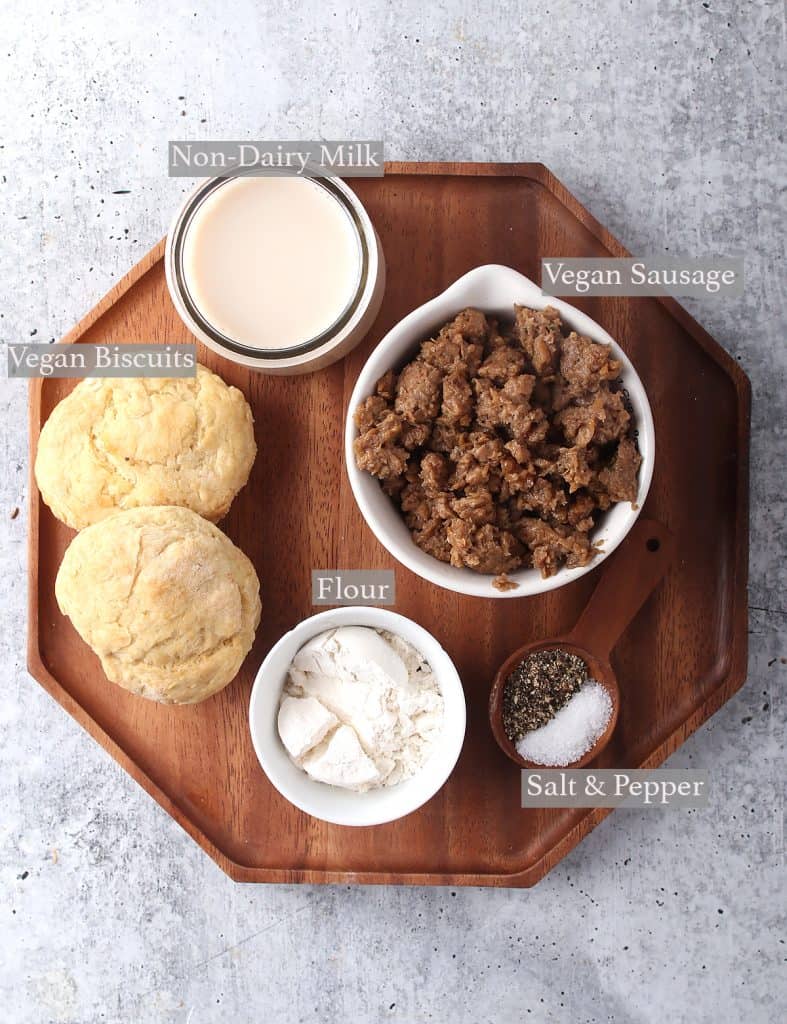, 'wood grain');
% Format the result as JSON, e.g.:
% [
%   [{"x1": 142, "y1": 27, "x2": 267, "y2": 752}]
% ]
[{"x1": 27, "y1": 162, "x2": 750, "y2": 886}]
